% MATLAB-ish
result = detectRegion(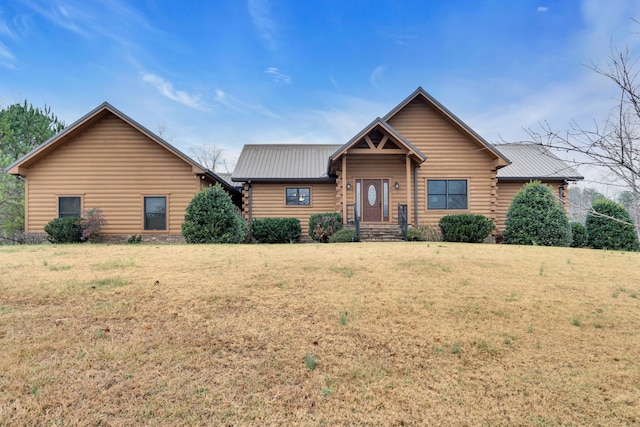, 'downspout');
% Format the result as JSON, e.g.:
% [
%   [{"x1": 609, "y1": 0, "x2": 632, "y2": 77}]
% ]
[
  {"x1": 413, "y1": 166, "x2": 419, "y2": 226},
  {"x1": 248, "y1": 180, "x2": 253, "y2": 239}
]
